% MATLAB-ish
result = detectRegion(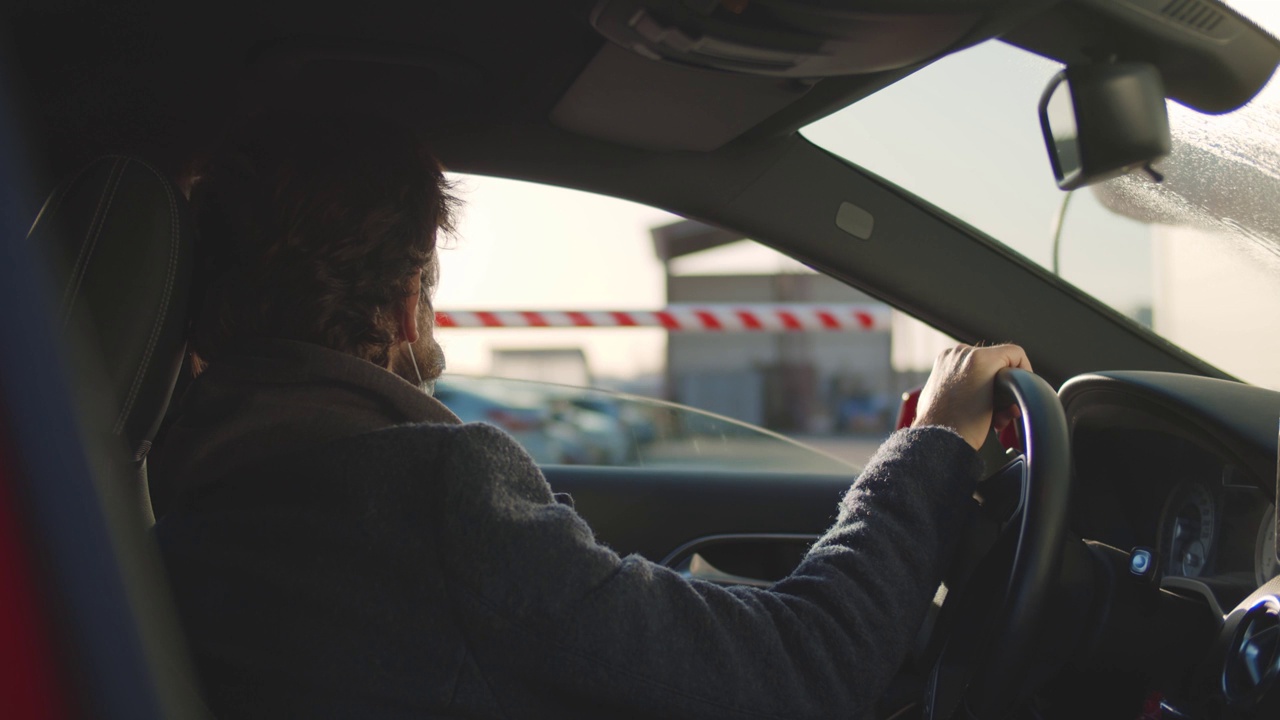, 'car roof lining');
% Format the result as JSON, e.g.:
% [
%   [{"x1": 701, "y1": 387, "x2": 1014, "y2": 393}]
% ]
[
  {"x1": 9, "y1": 0, "x2": 1276, "y2": 173},
  {"x1": 3, "y1": 0, "x2": 1063, "y2": 175}
]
